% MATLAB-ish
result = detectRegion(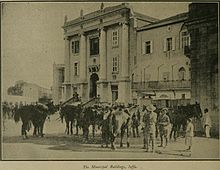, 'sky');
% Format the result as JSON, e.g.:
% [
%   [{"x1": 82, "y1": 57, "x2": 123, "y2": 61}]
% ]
[{"x1": 1, "y1": 2, "x2": 190, "y2": 92}]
